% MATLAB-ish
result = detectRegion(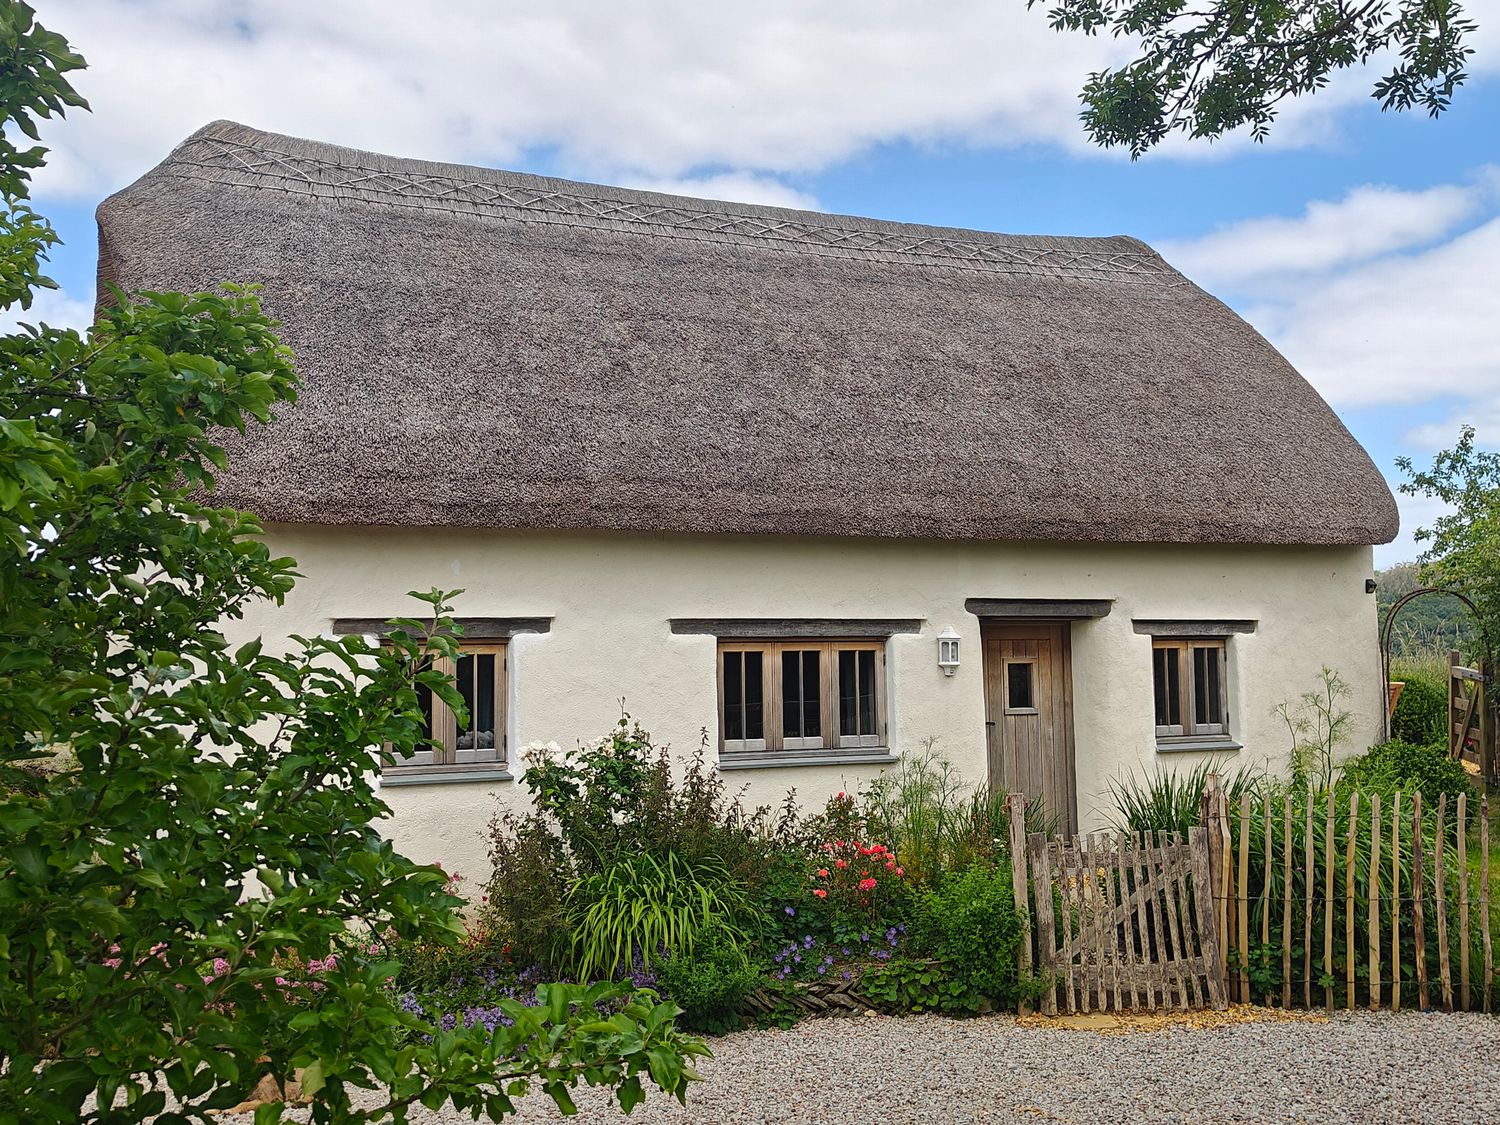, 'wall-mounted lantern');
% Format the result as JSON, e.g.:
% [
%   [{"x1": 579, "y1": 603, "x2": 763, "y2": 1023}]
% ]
[{"x1": 937, "y1": 626, "x2": 961, "y2": 676}]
